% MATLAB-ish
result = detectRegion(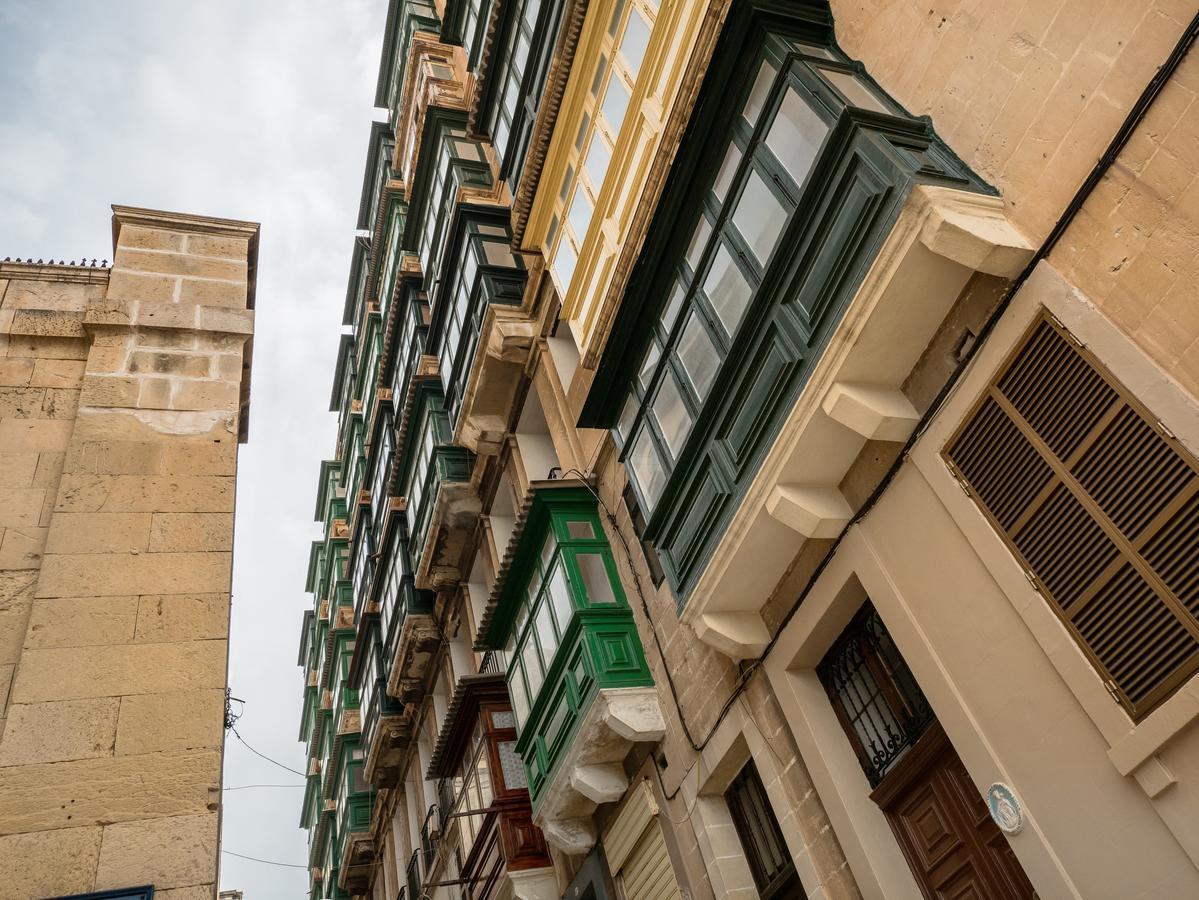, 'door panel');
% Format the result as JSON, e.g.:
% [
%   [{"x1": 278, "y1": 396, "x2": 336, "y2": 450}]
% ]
[{"x1": 875, "y1": 726, "x2": 1035, "y2": 900}]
